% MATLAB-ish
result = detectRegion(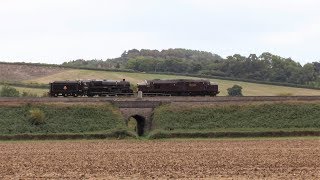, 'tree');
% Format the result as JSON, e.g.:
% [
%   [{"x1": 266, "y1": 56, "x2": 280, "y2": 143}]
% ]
[
  {"x1": 227, "y1": 85, "x2": 243, "y2": 96},
  {"x1": 0, "y1": 85, "x2": 20, "y2": 97},
  {"x1": 61, "y1": 49, "x2": 320, "y2": 88}
]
